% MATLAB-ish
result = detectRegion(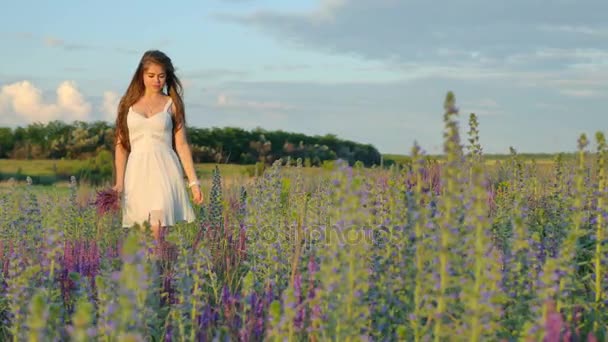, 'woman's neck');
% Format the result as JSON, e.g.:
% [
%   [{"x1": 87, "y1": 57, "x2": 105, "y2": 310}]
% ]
[{"x1": 142, "y1": 90, "x2": 164, "y2": 99}]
